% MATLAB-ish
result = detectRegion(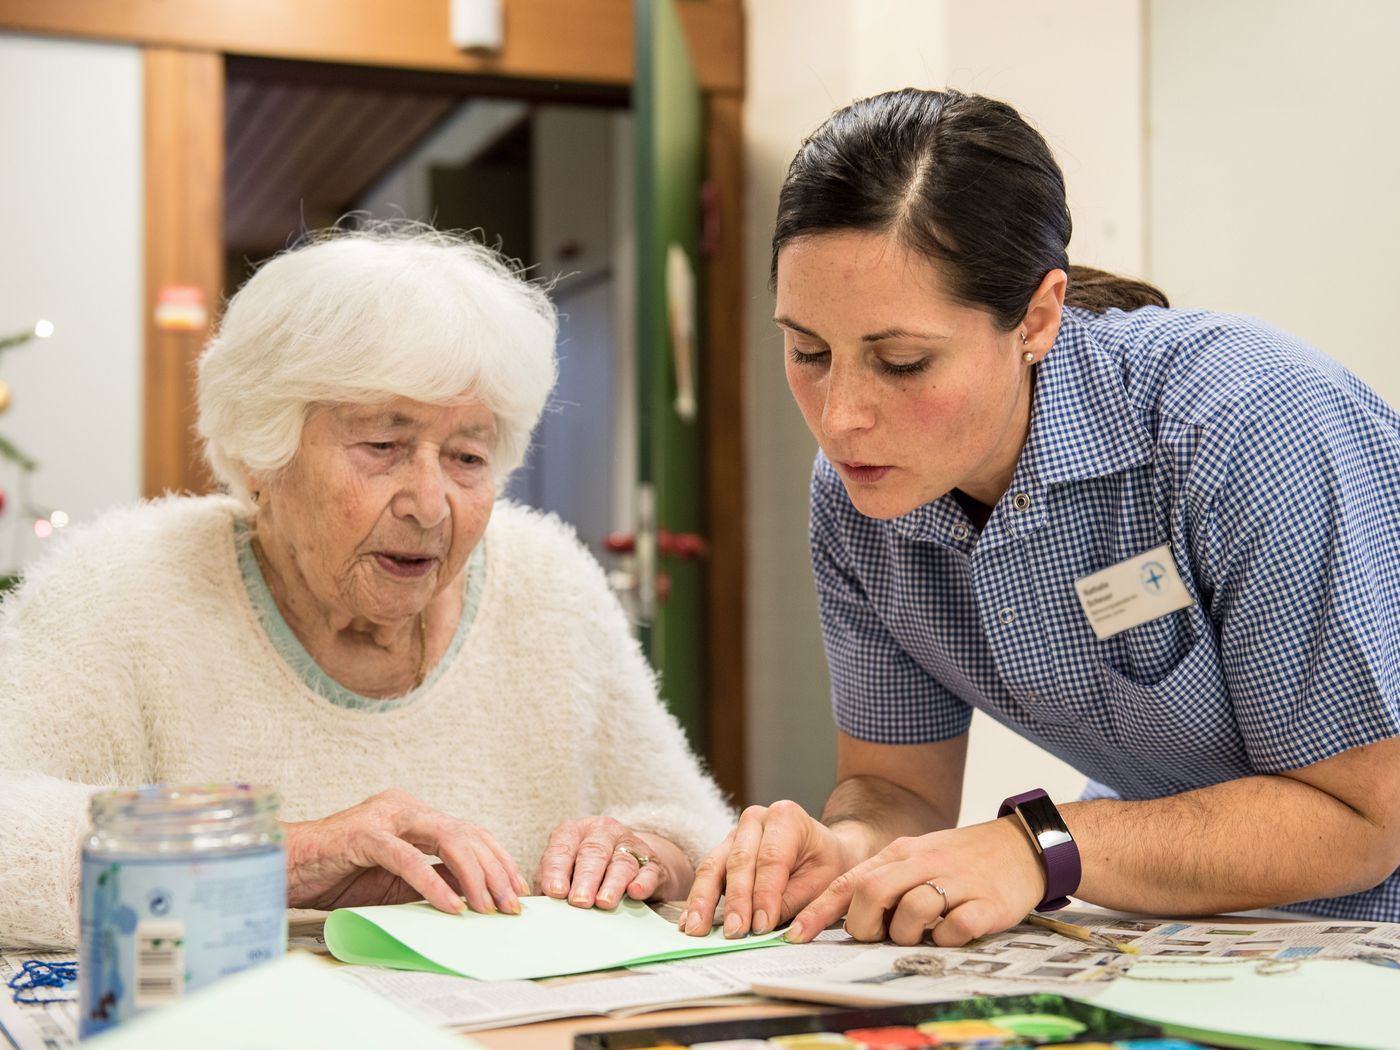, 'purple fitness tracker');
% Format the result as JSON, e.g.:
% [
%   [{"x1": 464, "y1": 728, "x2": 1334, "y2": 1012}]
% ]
[{"x1": 999, "y1": 788, "x2": 1081, "y2": 912}]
